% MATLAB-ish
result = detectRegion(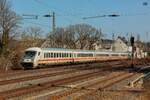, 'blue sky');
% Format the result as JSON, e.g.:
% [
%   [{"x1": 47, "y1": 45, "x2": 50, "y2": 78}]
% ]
[{"x1": 10, "y1": 0, "x2": 150, "y2": 41}]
